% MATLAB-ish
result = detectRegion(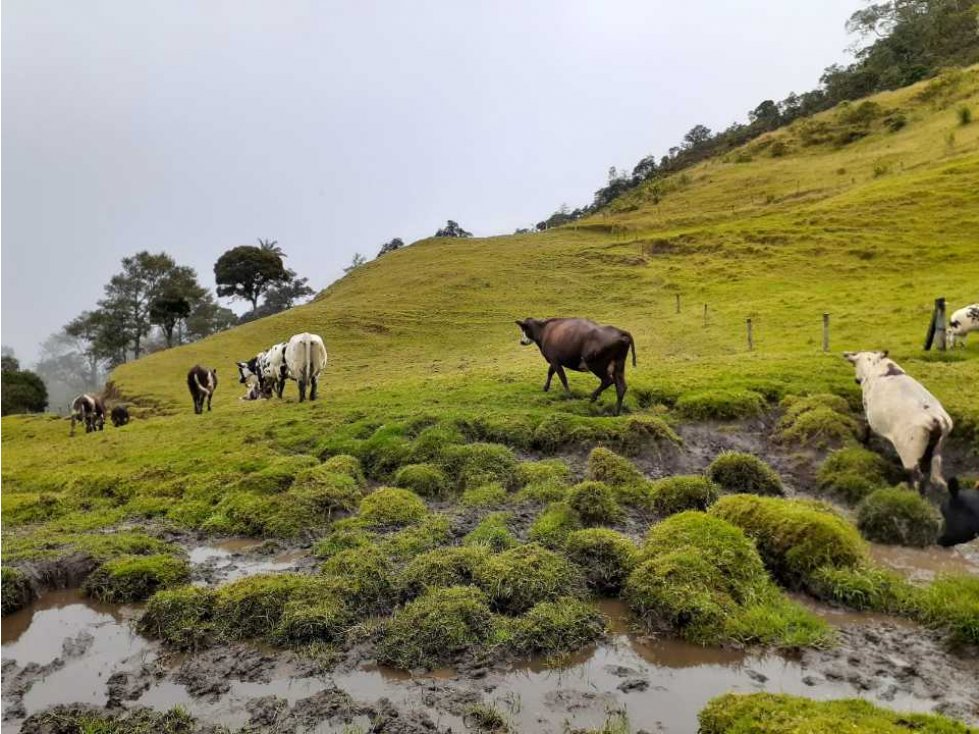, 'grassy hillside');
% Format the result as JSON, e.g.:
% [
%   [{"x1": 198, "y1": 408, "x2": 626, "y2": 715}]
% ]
[{"x1": 3, "y1": 67, "x2": 979, "y2": 553}]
